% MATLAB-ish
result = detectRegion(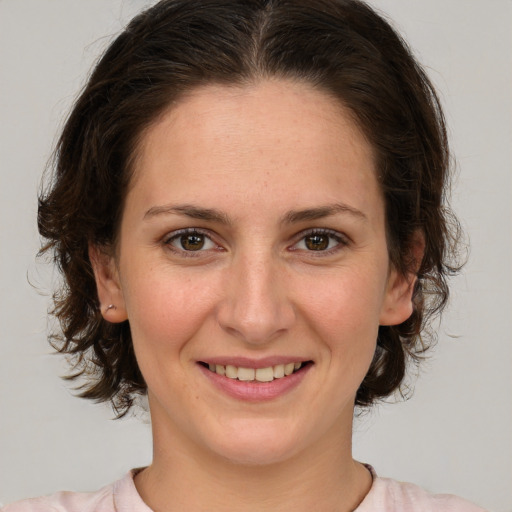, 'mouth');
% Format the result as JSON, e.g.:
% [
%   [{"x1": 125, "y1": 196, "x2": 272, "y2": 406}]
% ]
[{"x1": 199, "y1": 361, "x2": 312, "y2": 383}]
